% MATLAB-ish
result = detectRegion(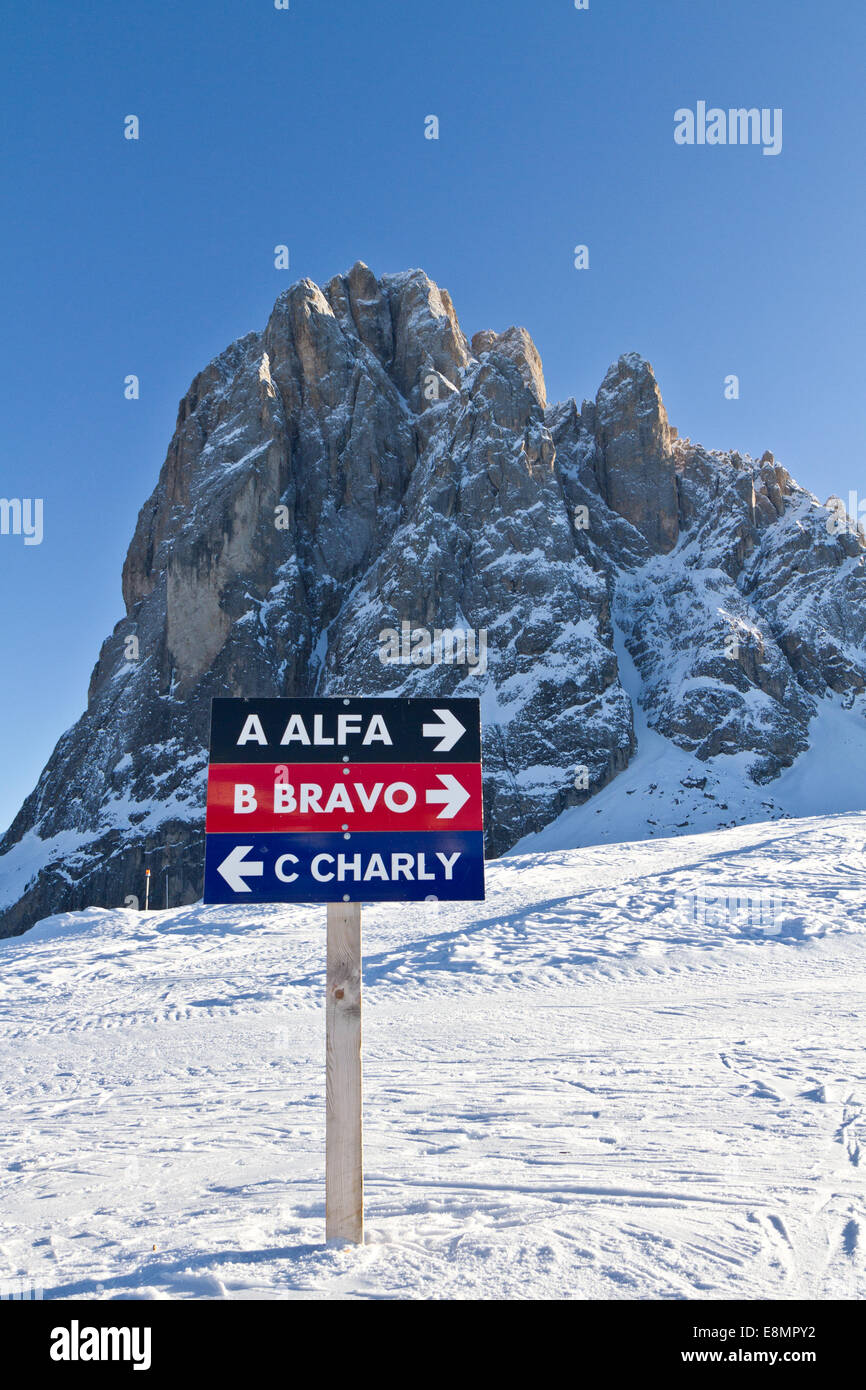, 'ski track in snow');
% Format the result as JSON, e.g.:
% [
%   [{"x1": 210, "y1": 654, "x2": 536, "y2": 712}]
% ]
[{"x1": 0, "y1": 813, "x2": 864, "y2": 1301}]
